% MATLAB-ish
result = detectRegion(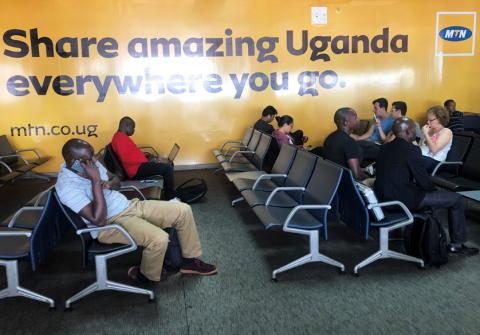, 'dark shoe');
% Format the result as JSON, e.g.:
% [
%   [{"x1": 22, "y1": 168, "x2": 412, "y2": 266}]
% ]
[
  {"x1": 128, "y1": 266, "x2": 168, "y2": 283},
  {"x1": 180, "y1": 259, "x2": 217, "y2": 276},
  {"x1": 447, "y1": 244, "x2": 479, "y2": 256}
]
